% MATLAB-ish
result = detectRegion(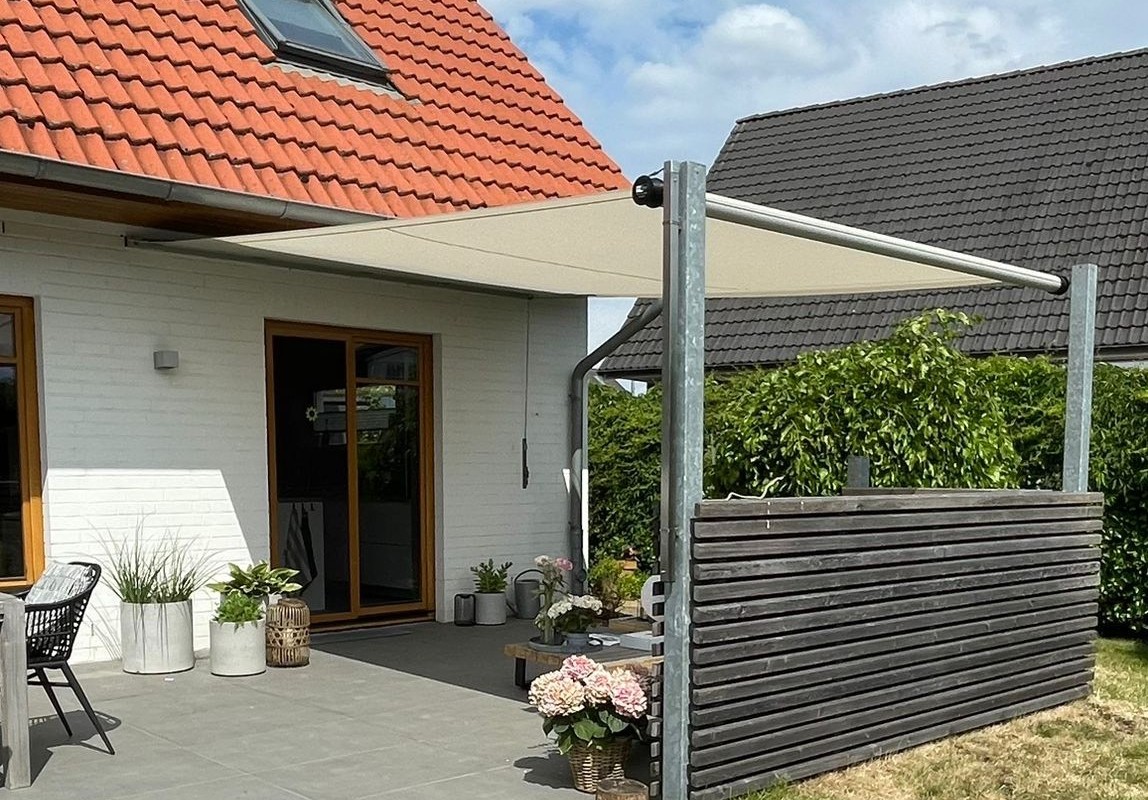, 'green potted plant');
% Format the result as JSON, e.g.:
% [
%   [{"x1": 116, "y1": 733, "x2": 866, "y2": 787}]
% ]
[
  {"x1": 209, "y1": 592, "x2": 266, "y2": 677},
  {"x1": 545, "y1": 594, "x2": 604, "y2": 650},
  {"x1": 470, "y1": 559, "x2": 512, "y2": 625},
  {"x1": 208, "y1": 561, "x2": 301, "y2": 605},
  {"x1": 104, "y1": 526, "x2": 215, "y2": 675}
]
